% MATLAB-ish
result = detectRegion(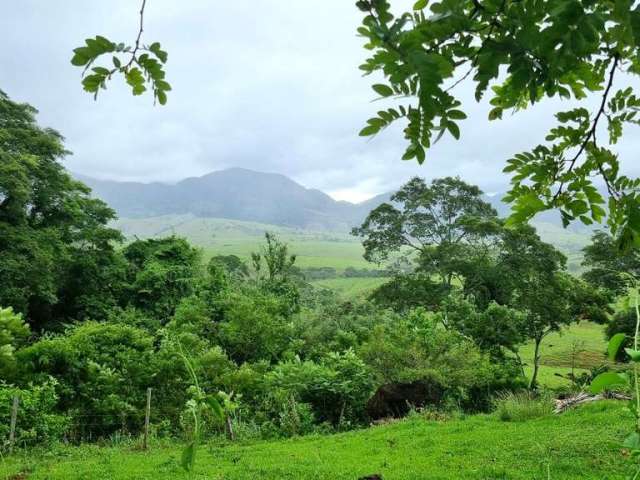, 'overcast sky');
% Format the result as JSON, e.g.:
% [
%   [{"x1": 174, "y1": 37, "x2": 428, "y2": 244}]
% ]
[{"x1": 2, "y1": 1, "x2": 639, "y2": 202}]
